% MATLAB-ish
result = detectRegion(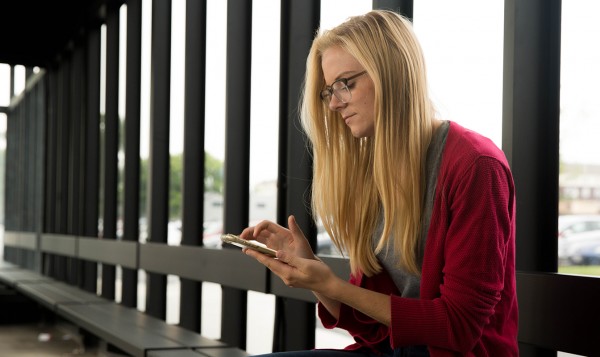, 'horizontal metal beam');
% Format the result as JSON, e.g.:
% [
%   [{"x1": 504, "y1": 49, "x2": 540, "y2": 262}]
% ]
[
  {"x1": 39, "y1": 234, "x2": 77, "y2": 256},
  {"x1": 78, "y1": 238, "x2": 137, "y2": 268},
  {"x1": 139, "y1": 243, "x2": 268, "y2": 293},
  {"x1": 2, "y1": 231, "x2": 38, "y2": 250}
]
